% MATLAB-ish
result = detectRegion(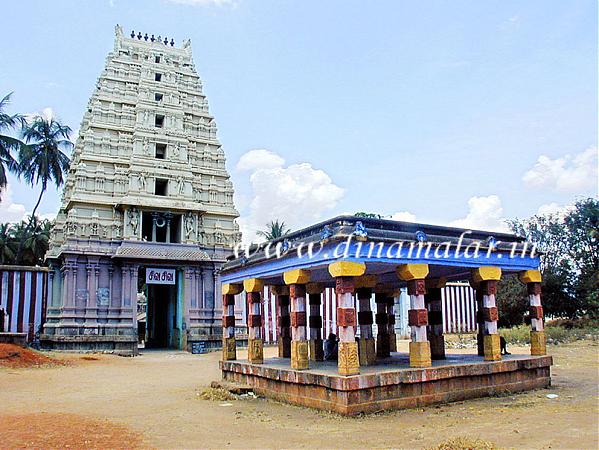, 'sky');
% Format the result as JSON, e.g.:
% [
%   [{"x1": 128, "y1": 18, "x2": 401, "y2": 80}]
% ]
[{"x1": 0, "y1": 0, "x2": 597, "y2": 241}]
